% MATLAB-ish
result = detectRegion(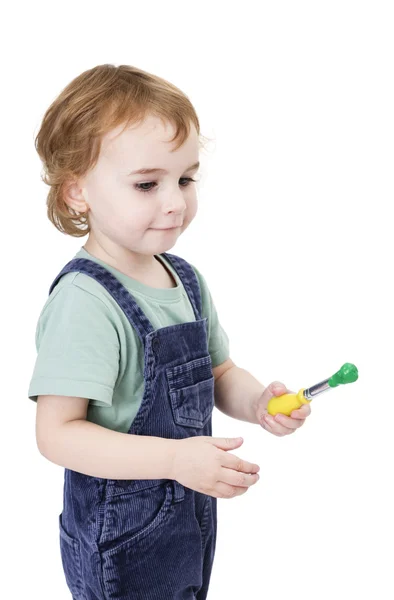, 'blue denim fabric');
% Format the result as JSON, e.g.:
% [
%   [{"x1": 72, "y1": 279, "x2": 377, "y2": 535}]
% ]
[{"x1": 49, "y1": 253, "x2": 217, "y2": 599}]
